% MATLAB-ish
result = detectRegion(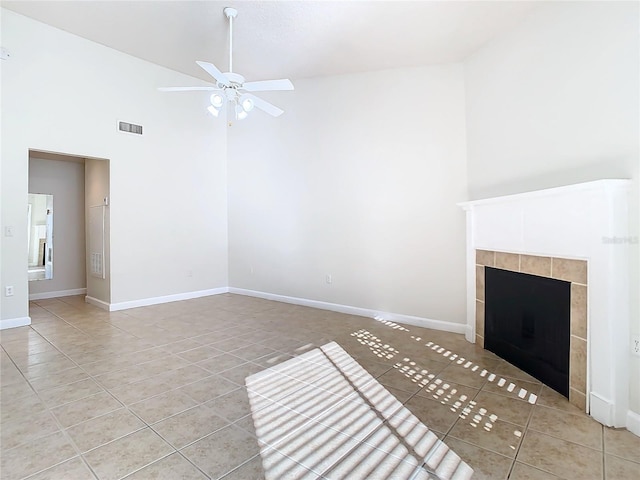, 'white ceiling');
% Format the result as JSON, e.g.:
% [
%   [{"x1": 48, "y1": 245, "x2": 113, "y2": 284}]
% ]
[{"x1": 1, "y1": 1, "x2": 540, "y2": 82}]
